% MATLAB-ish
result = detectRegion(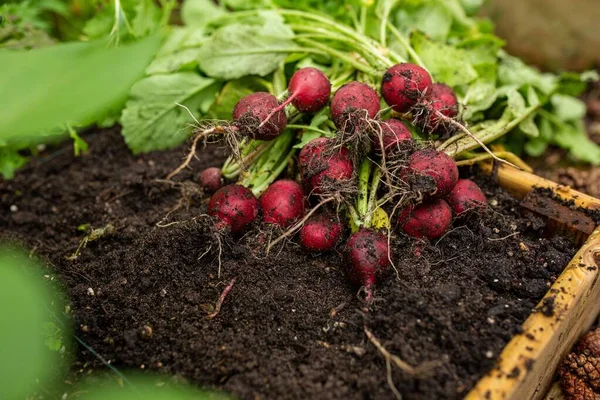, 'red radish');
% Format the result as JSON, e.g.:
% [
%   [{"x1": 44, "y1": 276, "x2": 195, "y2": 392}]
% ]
[
  {"x1": 330, "y1": 82, "x2": 380, "y2": 132},
  {"x1": 446, "y1": 179, "x2": 487, "y2": 215},
  {"x1": 345, "y1": 229, "x2": 390, "y2": 298},
  {"x1": 297, "y1": 137, "x2": 353, "y2": 194},
  {"x1": 197, "y1": 167, "x2": 223, "y2": 194},
  {"x1": 233, "y1": 92, "x2": 287, "y2": 140},
  {"x1": 260, "y1": 180, "x2": 306, "y2": 228},
  {"x1": 373, "y1": 119, "x2": 413, "y2": 156},
  {"x1": 208, "y1": 184, "x2": 260, "y2": 234},
  {"x1": 399, "y1": 199, "x2": 452, "y2": 240},
  {"x1": 419, "y1": 83, "x2": 459, "y2": 134},
  {"x1": 287, "y1": 67, "x2": 331, "y2": 113},
  {"x1": 300, "y1": 212, "x2": 344, "y2": 252},
  {"x1": 407, "y1": 148, "x2": 458, "y2": 197},
  {"x1": 381, "y1": 63, "x2": 432, "y2": 113},
  {"x1": 257, "y1": 68, "x2": 331, "y2": 130}
]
